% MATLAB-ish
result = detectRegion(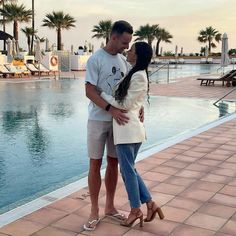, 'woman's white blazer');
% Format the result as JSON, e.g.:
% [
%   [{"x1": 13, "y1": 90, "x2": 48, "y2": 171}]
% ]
[{"x1": 101, "y1": 70, "x2": 148, "y2": 145}]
